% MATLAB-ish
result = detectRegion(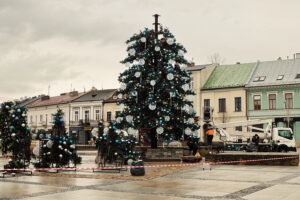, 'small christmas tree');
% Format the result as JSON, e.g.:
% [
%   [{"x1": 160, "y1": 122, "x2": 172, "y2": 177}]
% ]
[
  {"x1": 116, "y1": 15, "x2": 200, "y2": 148},
  {"x1": 0, "y1": 102, "x2": 31, "y2": 169},
  {"x1": 96, "y1": 120, "x2": 138, "y2": 164},
  {"x1": 37, "y1": 109, "x2": 81, "y2": 168}
]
